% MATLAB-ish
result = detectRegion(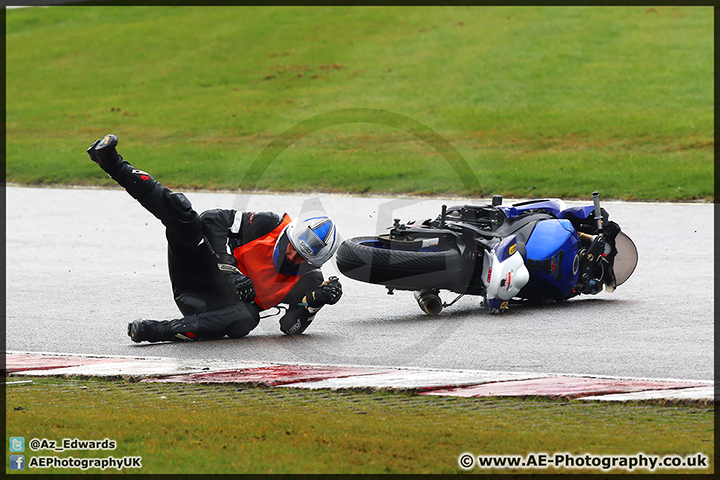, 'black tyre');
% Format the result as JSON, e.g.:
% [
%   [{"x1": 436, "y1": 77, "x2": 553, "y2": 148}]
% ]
[{"x1": 336, "y1": 236, "x2": 465, "y2": 290}]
